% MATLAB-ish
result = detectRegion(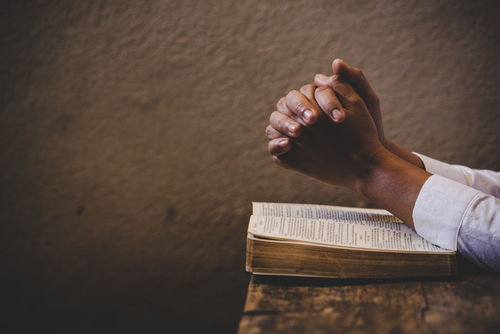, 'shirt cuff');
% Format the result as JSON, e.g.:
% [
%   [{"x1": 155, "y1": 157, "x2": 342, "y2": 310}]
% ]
[
  {"x1": 413, "y1": 175, "x2": 480, "y2": 251},
  {"x1": 413, "y1": 152, "x2": 468, "y2": 185}
]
